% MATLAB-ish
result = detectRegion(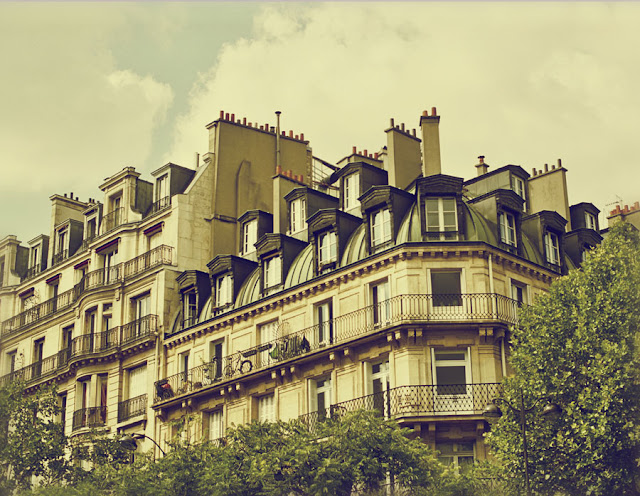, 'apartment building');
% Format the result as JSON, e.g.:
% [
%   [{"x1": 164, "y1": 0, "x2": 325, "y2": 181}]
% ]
[{"x1": 0, "y1": 108, "x2": 602, "y2": 469}]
